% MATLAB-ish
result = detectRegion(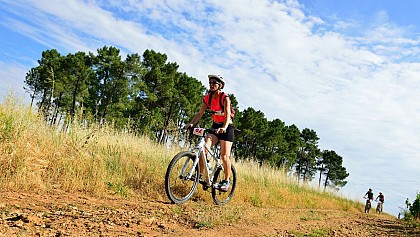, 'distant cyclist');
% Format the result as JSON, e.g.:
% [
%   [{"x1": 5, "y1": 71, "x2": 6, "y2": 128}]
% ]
[
  {"x1": 184, "y1": 74, "x2": 234, "y2": 192},
  {"x1": 364, "y1": 188, "x2": 374, "y2": 202},
  {"x1": 375, "y1": 192, "x2": 384, "y2": 203},
  {"x1": 375, "y1": 192, "x2": 385, "y2": 213},
  {"x1": 363, "y1": 188, "x2": 374, "y2": 213}
]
